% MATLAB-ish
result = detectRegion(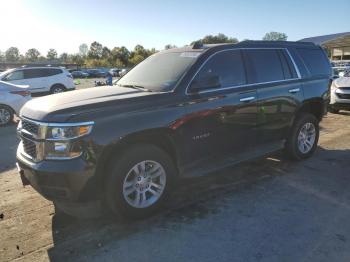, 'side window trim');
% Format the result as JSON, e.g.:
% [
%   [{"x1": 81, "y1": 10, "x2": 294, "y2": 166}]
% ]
[{"x1": 186, "y1": 47, "x2": 301, "y2": 95}]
